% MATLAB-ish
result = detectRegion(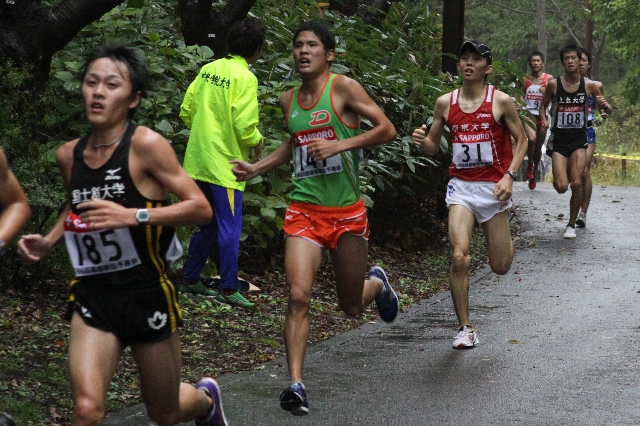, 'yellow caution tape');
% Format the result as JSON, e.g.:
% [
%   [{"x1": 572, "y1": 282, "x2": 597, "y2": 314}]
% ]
[{"x1": 595, "y1": 153, "x2": 640, "y2": 161}]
